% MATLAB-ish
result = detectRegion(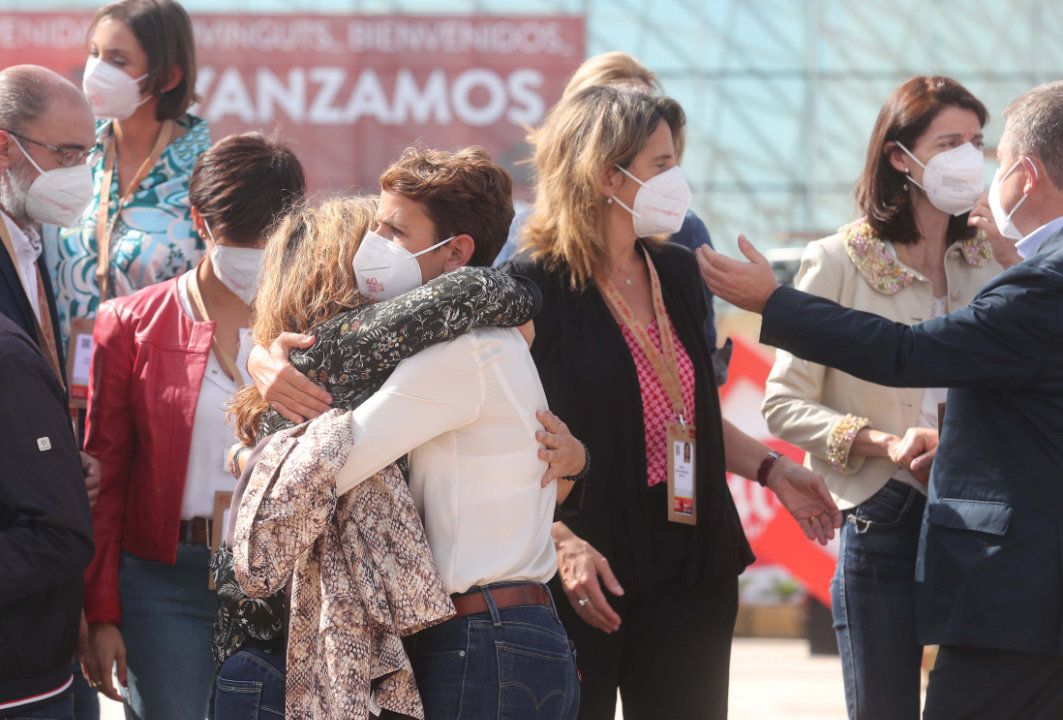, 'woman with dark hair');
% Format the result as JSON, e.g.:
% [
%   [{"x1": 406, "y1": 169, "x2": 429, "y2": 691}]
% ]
[
  {"x1": 79, "y1": 133, "x2": 305, "y2": 720},
  {"x1": 46, "y1": 0, "x2": 209, "y2": 343},
  {"x1": 504, "y1": 85, "x2": 840, "y2": 720},
  {"x1": 761, "y1": 76, "x2": 1002, "y2": 720}
]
